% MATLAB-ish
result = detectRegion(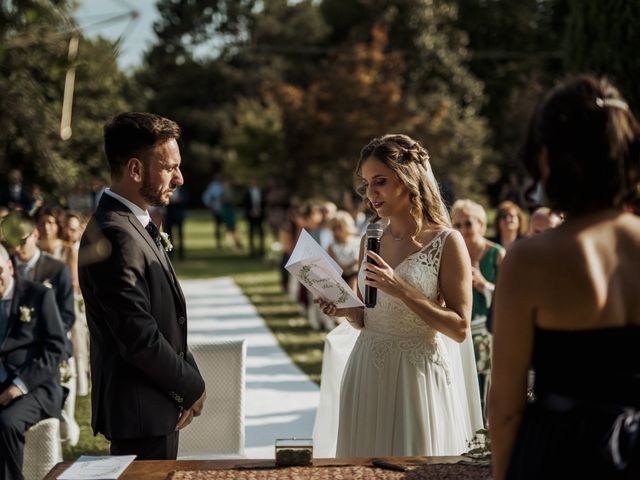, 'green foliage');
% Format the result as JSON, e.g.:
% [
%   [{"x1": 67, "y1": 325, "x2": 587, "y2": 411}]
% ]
[
  {"x1": 136, "y1": 0, "x2": 497, "y2": 201},
  {"x1": 317, "y1": 0, "x2": 498, "y2": 200},
  {"x1": 564, "y1": 0, "x2": 640, "y2": 112},
  {"x1": 454, "y1": 0, "x2": 567, "y2": 199},
  {"x1": 224, "y1": 97, "x2": 285, "y2": 182},
  {"x1": 268, "y1": 25, "x2": 411, "y2": 200},
  {"x1": 0, "y1": 2, "x2": 130, "y2": 200}
]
